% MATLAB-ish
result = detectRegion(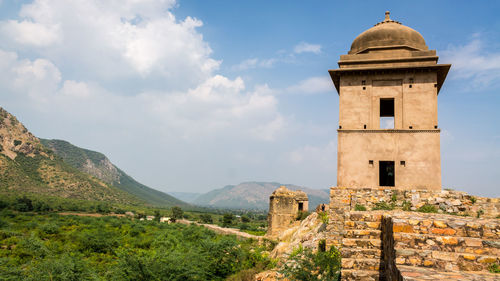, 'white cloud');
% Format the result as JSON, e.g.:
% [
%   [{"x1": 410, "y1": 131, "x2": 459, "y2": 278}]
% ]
[
  {"x1": 286, "y1": 76, "x2": 333, "y2": 95},
  {"x1": 441, "y1": 36, "x2": 500, "y2": 89},
  {"x1": 233, "y1": 58, "x2": 277, "y2": 71},
  {"x1": 0, "y1": 0, "x2": 219, "y2": 90},
  {"x1": 1, "y1": 20, "x2": 61, "y2": 46},
  {"x1": 294, "y1": 42, "x2": 322, "y2": 54}
]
